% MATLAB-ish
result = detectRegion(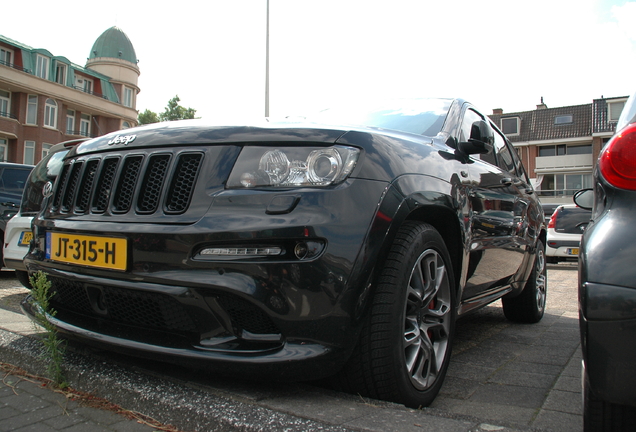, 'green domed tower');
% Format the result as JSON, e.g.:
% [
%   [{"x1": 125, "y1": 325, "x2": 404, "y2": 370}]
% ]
[{"x1": 86, "y1": 26, "x2": 140, "y2": 109}]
